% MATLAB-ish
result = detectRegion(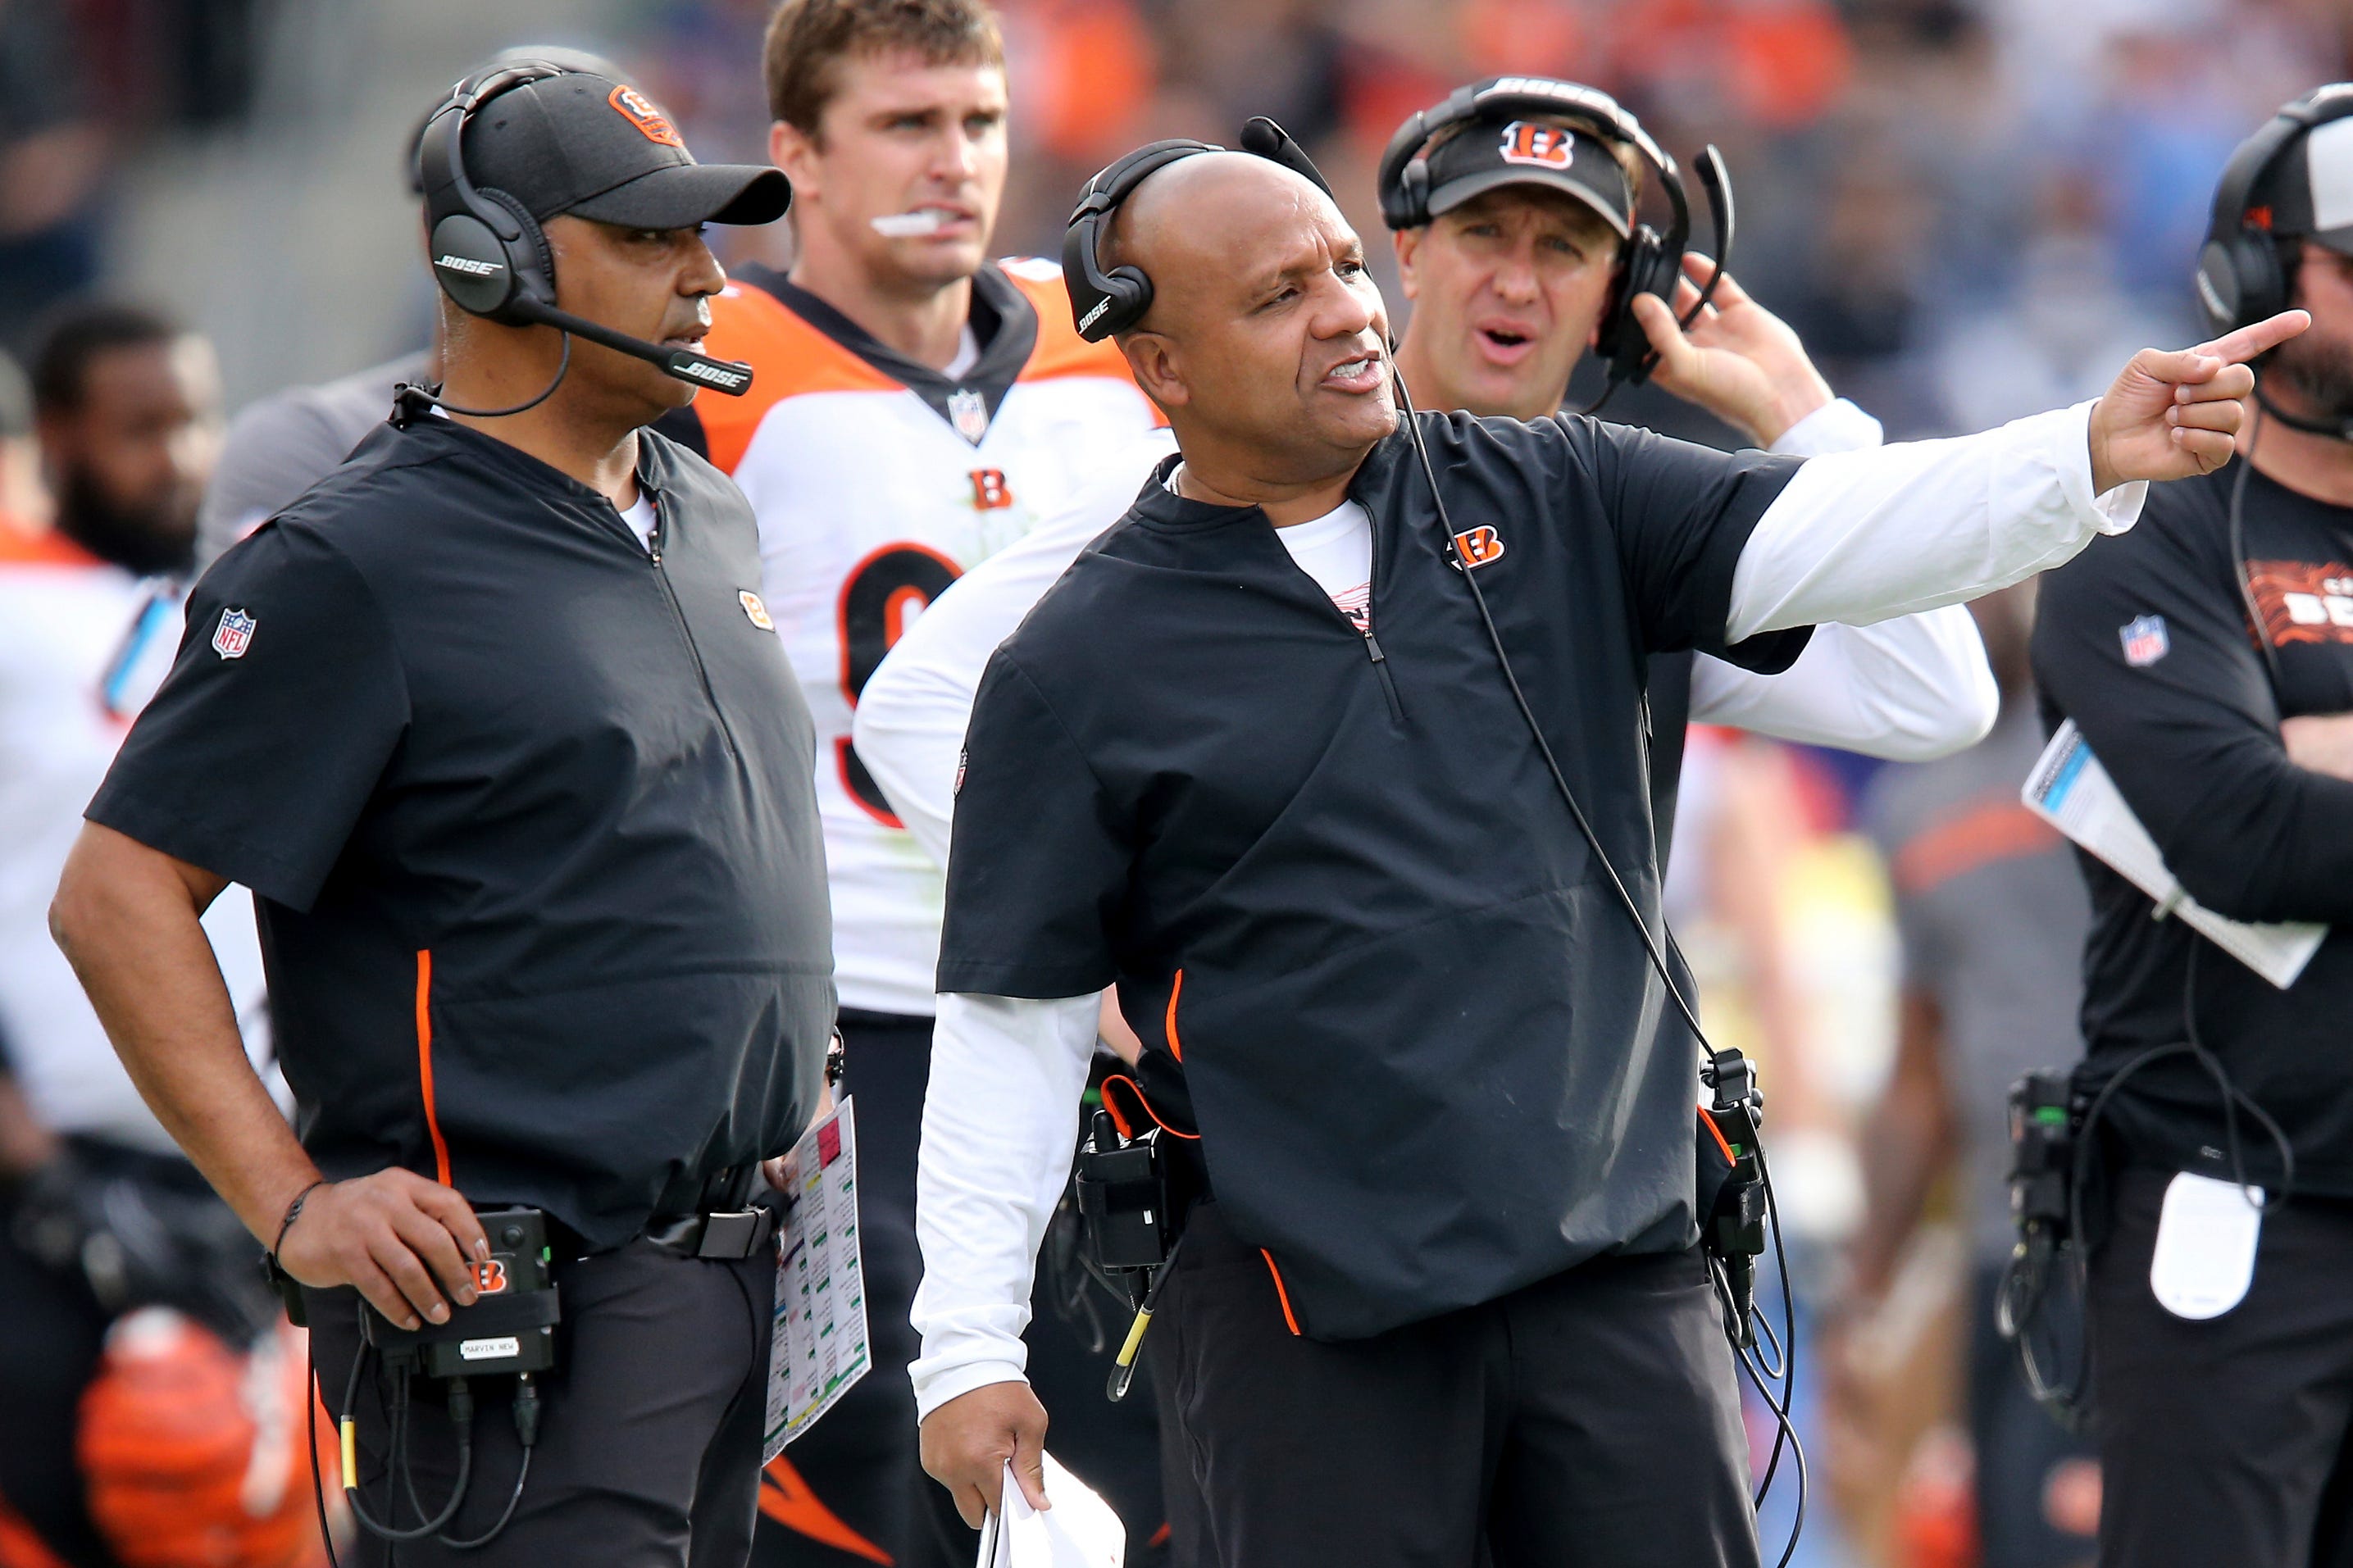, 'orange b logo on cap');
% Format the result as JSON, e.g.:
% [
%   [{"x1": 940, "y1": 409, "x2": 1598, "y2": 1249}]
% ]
[
  {"x1": 609, "y1": 84, "x2": 684, "y2": 148},
  {"x1": 1498, "y1": 121, "x2": 1575, "y2": 170}
]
